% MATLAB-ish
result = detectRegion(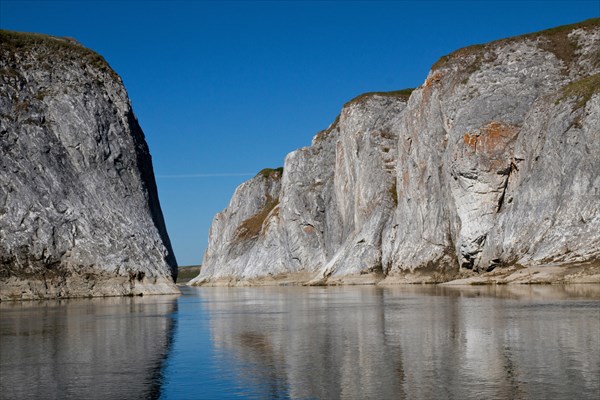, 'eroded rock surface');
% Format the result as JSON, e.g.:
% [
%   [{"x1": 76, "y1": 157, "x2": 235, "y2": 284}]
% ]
[
  {"x1": 0, "y1": 31, "x2": 178, "y2": 299},
  {"x1": 192, "y1": 19, "x2": 600, "y2": 286}
]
